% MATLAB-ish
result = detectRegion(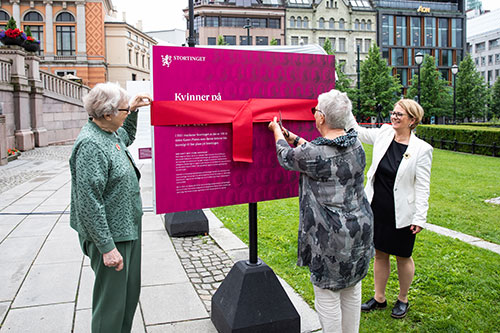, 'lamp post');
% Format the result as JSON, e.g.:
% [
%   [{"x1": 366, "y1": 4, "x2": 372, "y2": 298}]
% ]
[
  {"x1": 243, "y1": 18, "x2": 252, "y2": 45},
  {"x1": 357, "y1": 44, "x2": 361, "y2": 114},
  {"x1": 451, "y1": 64, "x2": 459, "y2": 124},
  {"x1": 188, "y1": 0, "x2": 195, "y2": 47},
  {"x1": 415, "y1": 52, "x2": 424, "y2": 104}
]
